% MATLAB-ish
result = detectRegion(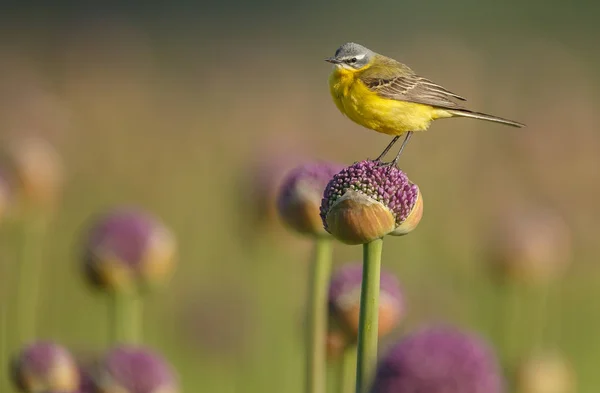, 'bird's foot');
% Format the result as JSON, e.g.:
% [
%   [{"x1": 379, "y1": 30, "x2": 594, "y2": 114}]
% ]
[{"x1": 373, "y1": 159, "x2": 397, "y2": 169}]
